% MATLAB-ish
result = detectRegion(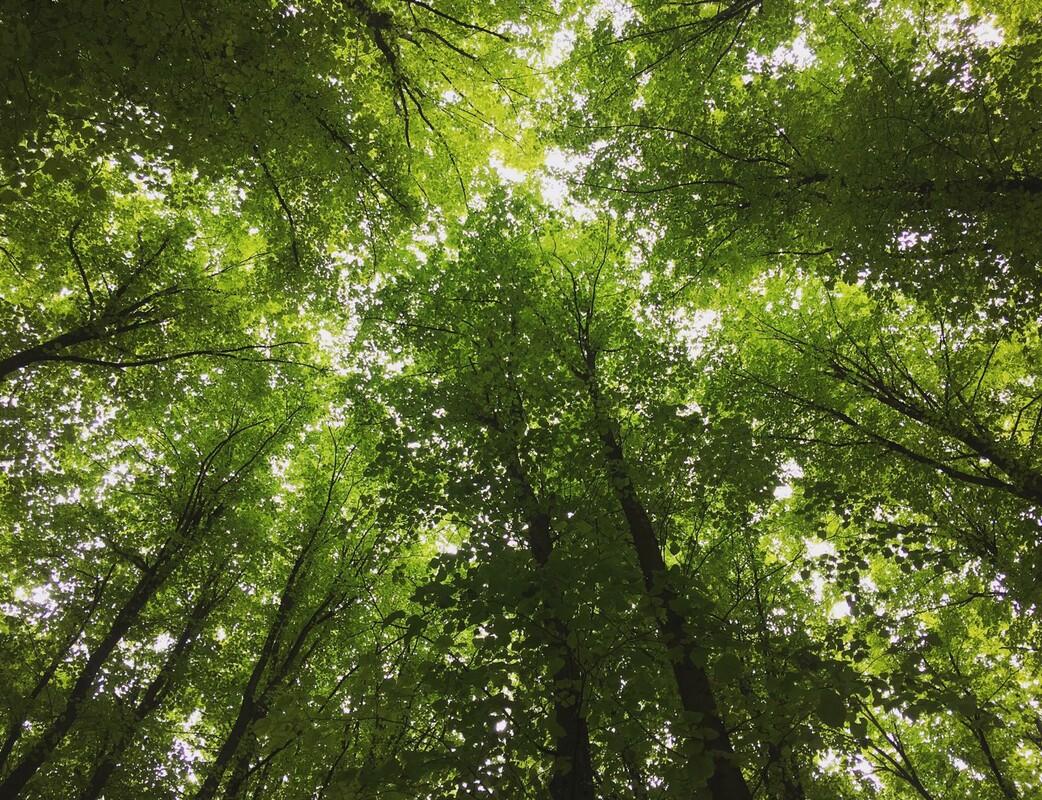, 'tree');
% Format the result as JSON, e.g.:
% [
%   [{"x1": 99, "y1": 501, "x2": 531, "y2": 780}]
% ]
[{"x1": 2, "y1": 1, "x2": 1042, "y2": 798}]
